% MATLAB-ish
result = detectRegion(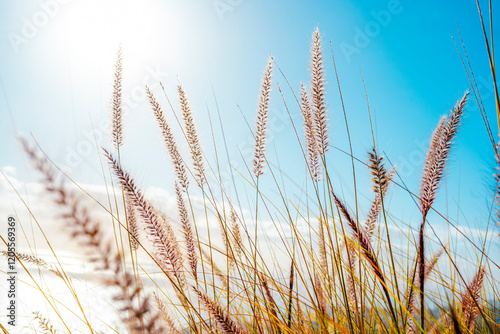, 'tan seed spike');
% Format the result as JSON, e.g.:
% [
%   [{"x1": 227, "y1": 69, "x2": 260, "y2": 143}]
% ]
[
  {"x1": 175, "y1": 182, "x2": 197, "y2": 277},
  {"x1": 310, "y1": 28, "x2": 329, "y2": 156},
  {"x1": 147, "y1": 86, "x2": 189, "y2": 190},
  {"x1": 111, "y1": 45, "x2": 124, "y2": 149},
  {"x1": 365, "y1": 147, "x2": 395, "y2": 243},
  {"x1": 153, "y1": 292, "x2": 181, "y2": 334},
  {"x1": 125, "y1": 197, "x2": 140, "y2": 250},
  {"x1": 230, "y1": 208, "x2": 243, "y2": 259},
  {"x1": 252, "y1": 55, "x2": 273, "y2": 178},
  {"x1": 417, "y1": 92, "x2": 469, "y2": 329},
  {"x1": 178, "y1": 84, "x2": 205, "y2": 186},
  {"x1": 104, "y1": 148, "x2": 185, "y2": 286},
  {"x1": 419, "y1": 91, "x2": 469, "y2": 215},
  {"x1": 300, "y1": 82, "x2": 321, "y2": 181},
  {"x1": 461, "y1": 266, "x2": 486, "y2": 332},
  {"x1": 193, "y1": 286, "x2": 247, "y2": 334}
]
